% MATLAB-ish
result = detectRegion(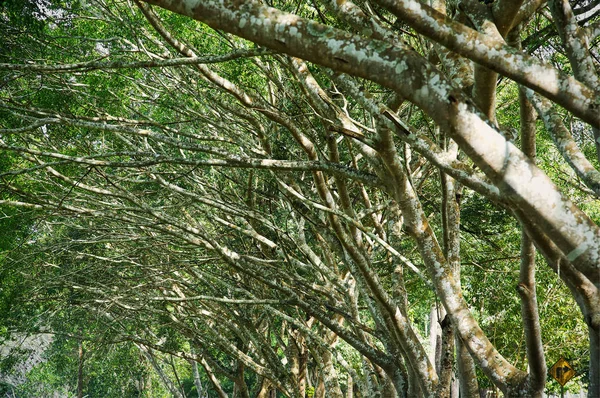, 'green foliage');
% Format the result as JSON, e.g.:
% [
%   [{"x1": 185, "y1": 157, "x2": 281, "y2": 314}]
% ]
[{"x1": 10, "y1": 338, "x2": 155, "y2": 398}]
